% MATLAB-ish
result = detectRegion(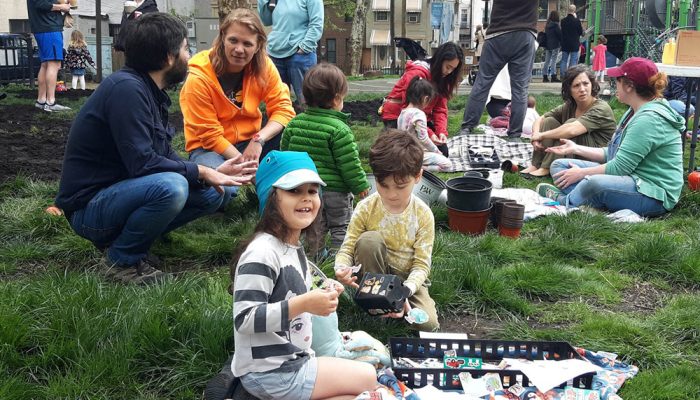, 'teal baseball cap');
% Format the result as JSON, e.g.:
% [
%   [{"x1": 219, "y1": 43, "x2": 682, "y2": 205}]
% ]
[{"x1": 255, "y1": 150, "x2": 325, "y2": 215}]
